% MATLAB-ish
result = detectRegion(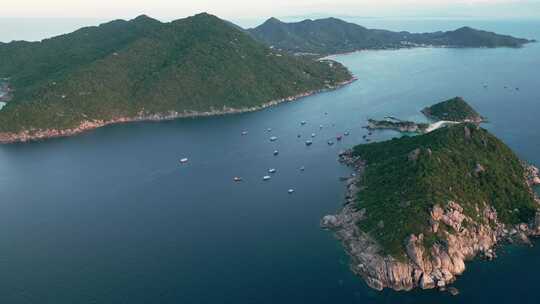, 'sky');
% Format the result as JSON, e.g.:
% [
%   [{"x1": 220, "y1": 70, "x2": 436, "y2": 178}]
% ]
[{"x1": 2, "y1": 0, "x2": 540, "y2": 21}]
